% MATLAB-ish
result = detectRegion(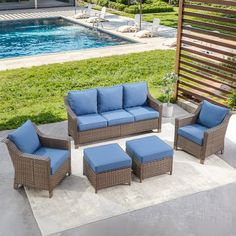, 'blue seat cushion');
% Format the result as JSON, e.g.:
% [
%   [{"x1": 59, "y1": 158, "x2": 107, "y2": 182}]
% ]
[
  {"x1": 197, "y1": 100, "x2": 229, "y2": 128},
  {"x1": 123, "y1": 82, "x2": 148, "y2": 108},
  {"x1": 8, "y1": 120, "x2": 41, "y2": 154},
  {"x1": 126, "y1": 136, "x2": 173, "y2": 164},
  {"x1": 84, "y1": 143, "x2": 131, "y2": 173},
  {"x1": 125, "y1": 106, "x2": 159, "y2": 121},
  {"x1": 68, "y1": 89, "x2": 97, "y2": 116},
  {"x1": 178, "y1": 124, "x2": 208, "y2": 145},
  {"x1": 98, "y1": 85, "x2": 123, "y2": 113},
  {"x1": 34, "y1": 147, "x2": 69, "y2": 175},
  {"x1": 77, "y1": 114, "x2": 107, "y2": 131},
  {"x1": 102, "y1": 109, "x2": 134, "y2": 126}
]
